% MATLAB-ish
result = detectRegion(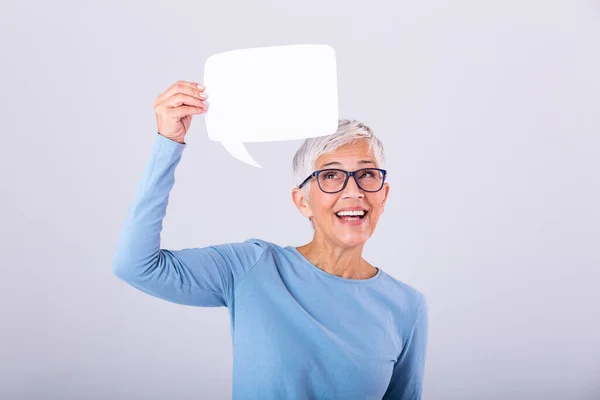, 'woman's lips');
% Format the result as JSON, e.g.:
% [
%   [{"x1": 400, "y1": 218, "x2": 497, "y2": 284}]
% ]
[{"x1": 334, "y1": 211, "x2": 368, "y2": 226}]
